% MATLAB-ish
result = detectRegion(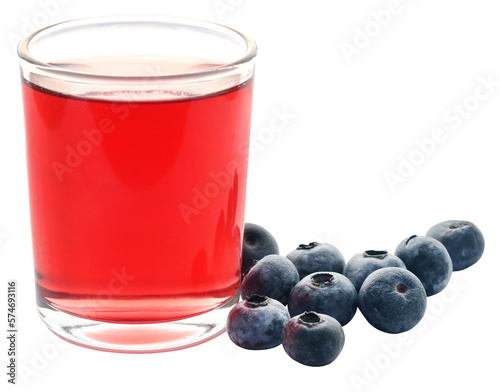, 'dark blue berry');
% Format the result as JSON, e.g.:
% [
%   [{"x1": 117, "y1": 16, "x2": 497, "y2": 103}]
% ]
[
  {"x1": 358, "y1": 267, "x2": 427, "y2": 333},
  {"x1": 288, "y1": 272, "x2": 357, "y2": 326},
  {"x1": 282, "y1": 311, "x2": 345, "y2": 367},
  {"x1": 227, "y1": 295, "x2": 290, "y2": 350},
  {"x1": 343, "y1": 250, "x2": 406, "y2": 292},
  {"x1": 241, "y1": 255, "x2": 299, "y2": 305},
  {"x1": 242, "y1": 223, "x2": 280, "y2": 278},
  {"x1": 426, "y1": 220, "x2": 485, "y2": 271},
  {"x1": 286, "y1": 242, "x2": 345, "y2": 280},
  {"x1": 395, "y1": 235, "x2": 452, "y2": 296}
]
